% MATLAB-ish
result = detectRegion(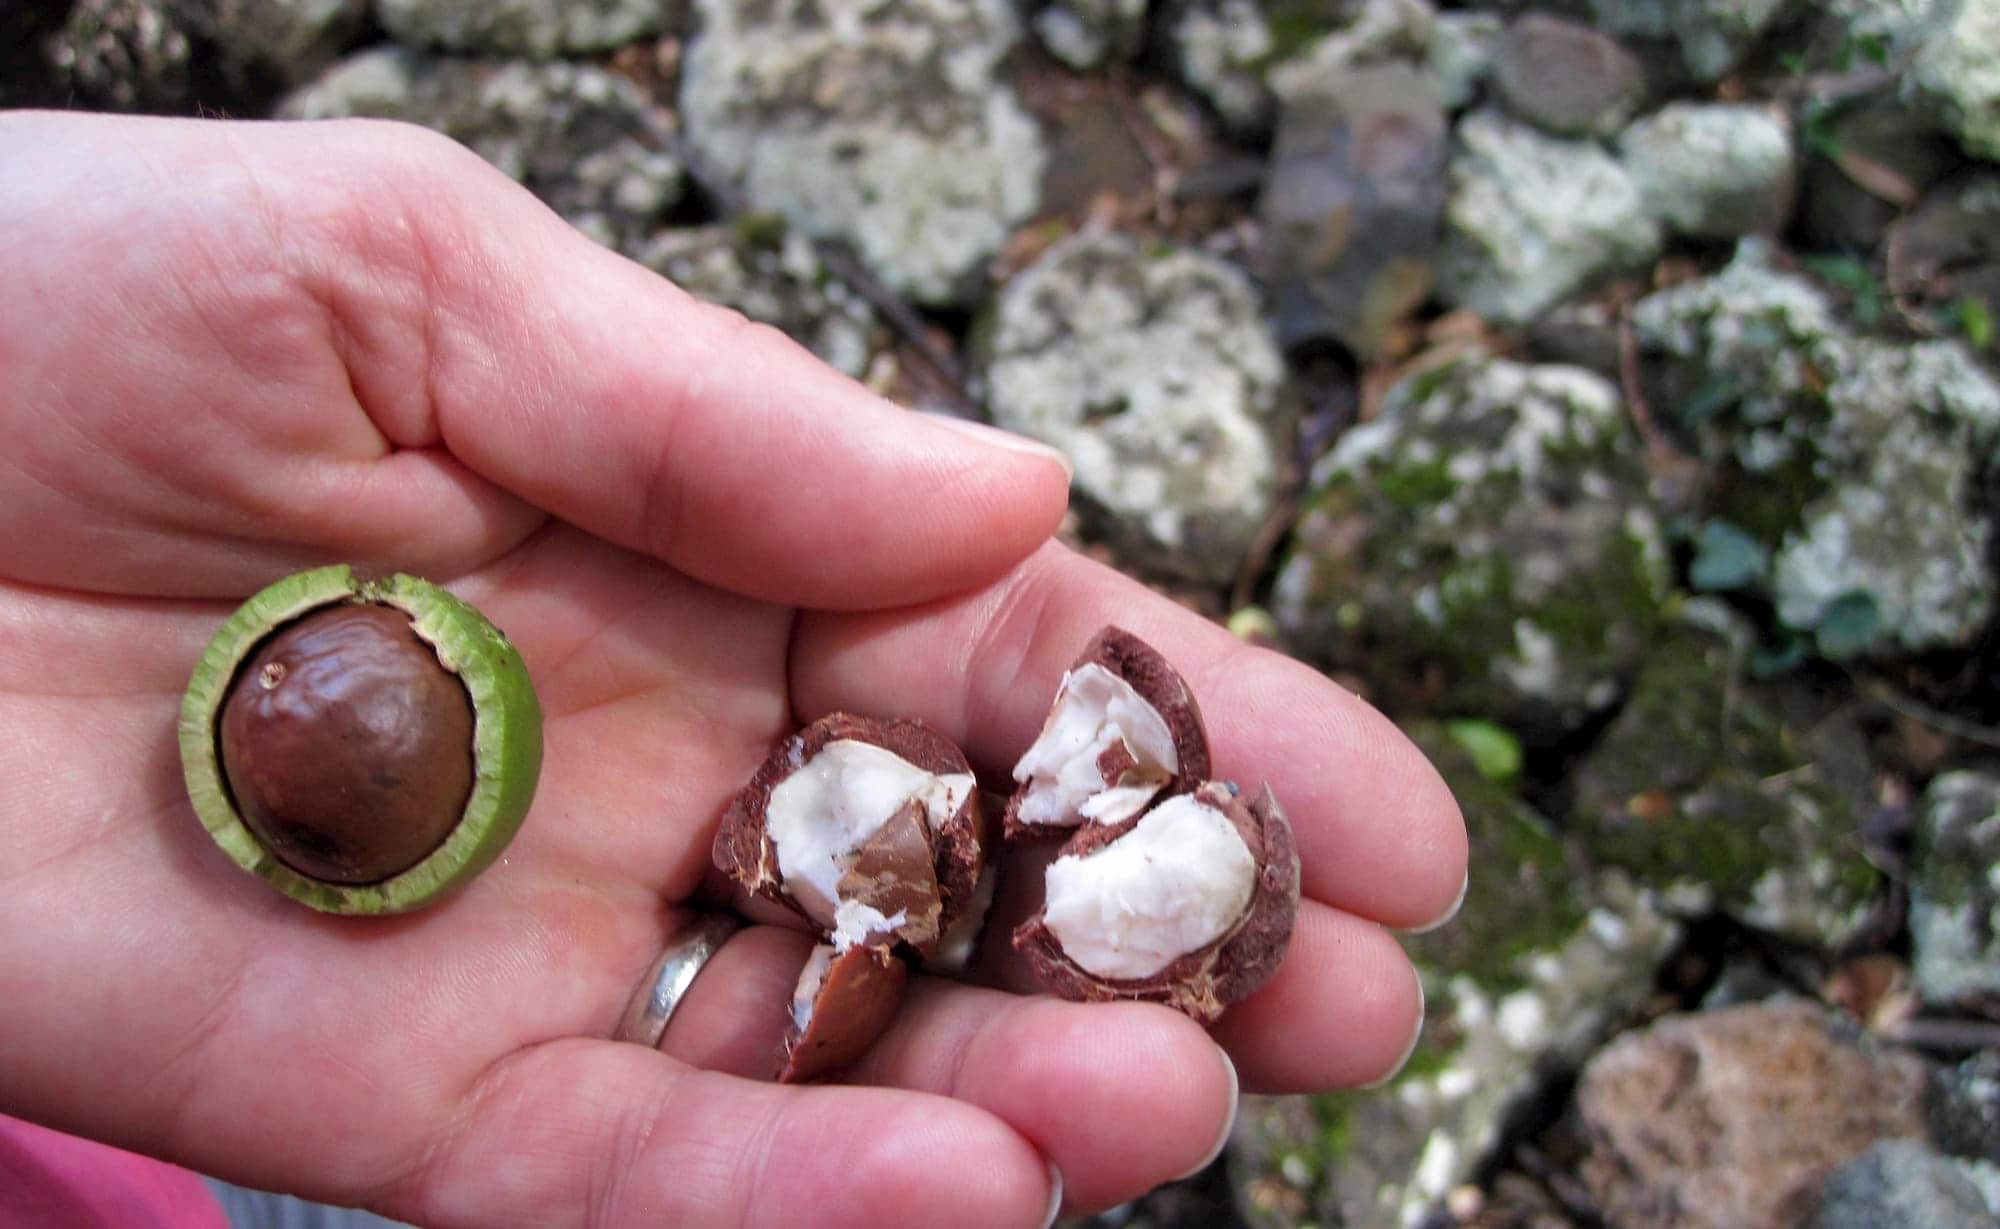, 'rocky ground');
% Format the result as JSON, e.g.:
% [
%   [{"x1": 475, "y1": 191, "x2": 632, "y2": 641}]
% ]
[{"x1": 10, "y1": 1, "x2": 2000, "y2": 1226}]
